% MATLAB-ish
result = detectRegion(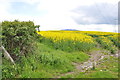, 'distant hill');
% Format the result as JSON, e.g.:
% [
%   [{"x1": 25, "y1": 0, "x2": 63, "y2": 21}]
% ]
[{"x1": 61, "y1": 29, "x2": 79, "y2": 31}]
